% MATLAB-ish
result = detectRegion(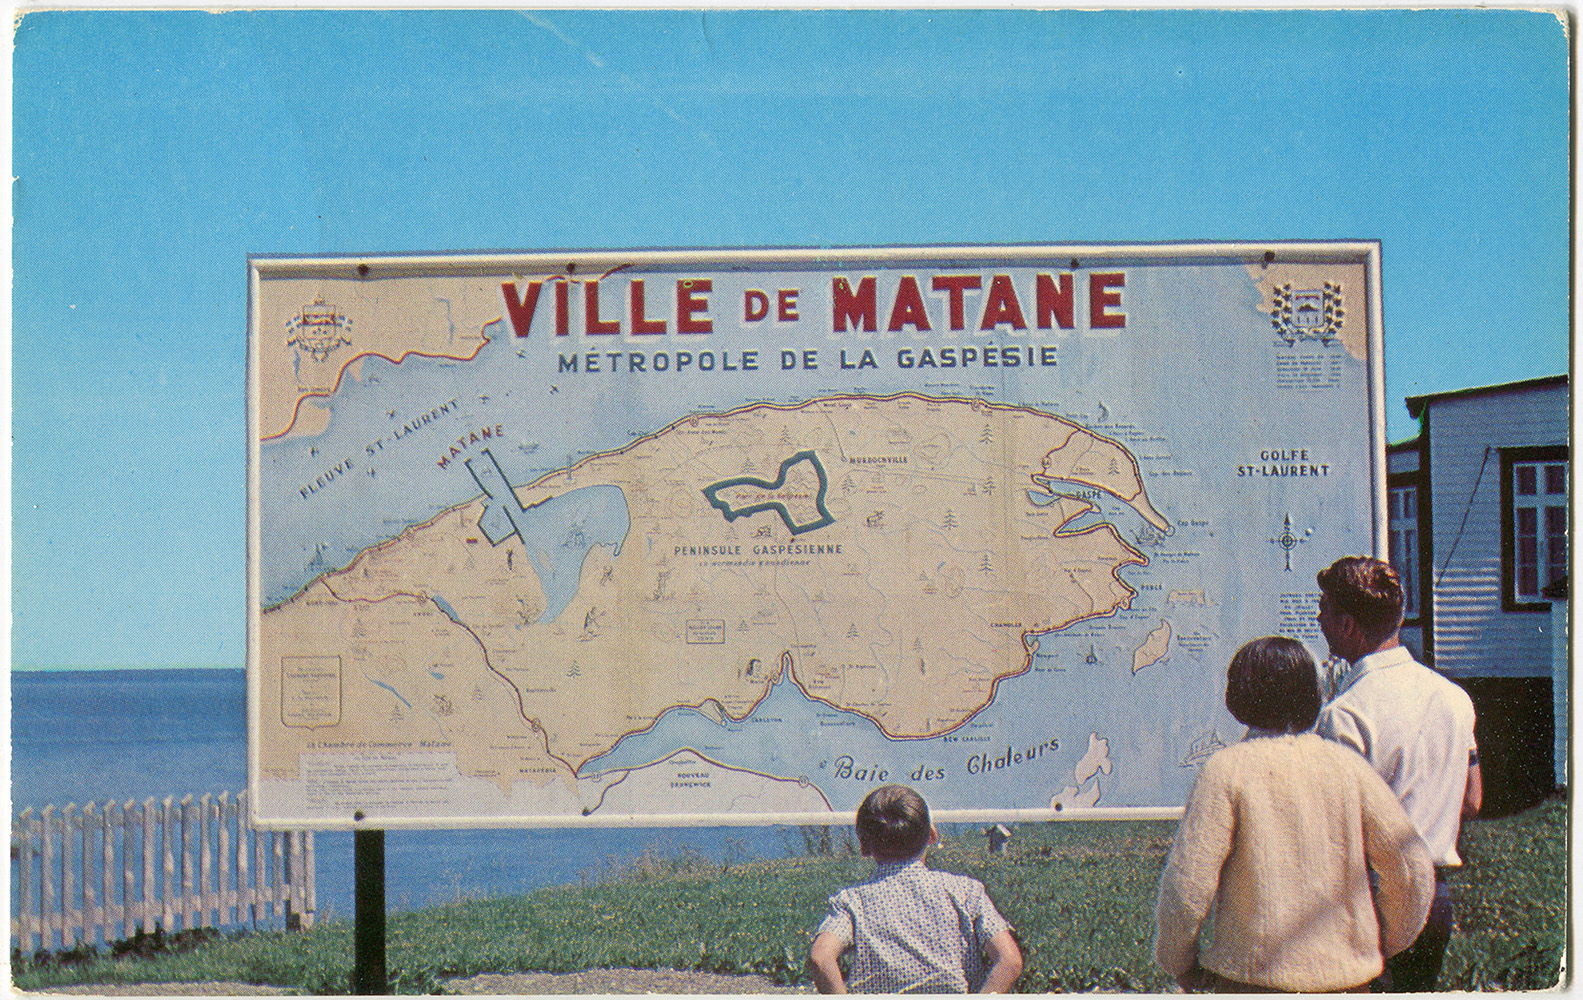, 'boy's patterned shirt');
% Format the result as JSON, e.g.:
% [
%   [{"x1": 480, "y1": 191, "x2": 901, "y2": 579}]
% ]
[{"x1": 816, "y1": 859, "x2": 1012, "y2": 993}]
